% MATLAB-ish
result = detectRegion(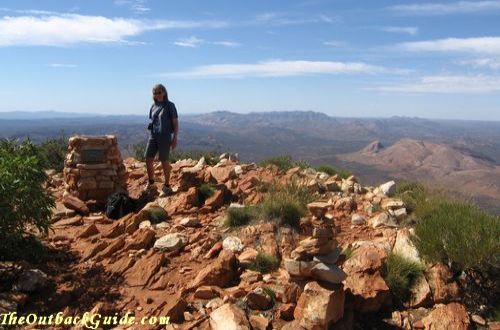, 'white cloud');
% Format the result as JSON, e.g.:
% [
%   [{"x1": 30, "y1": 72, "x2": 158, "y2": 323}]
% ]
[
  {"x1": 211, "y1": 41, "x2": 241, "y2": 47},
  {"x1": 0, "y1": 14, "x2": 228, "y2": 46},
  {"x1": 174, "y1": 36, "x2": 204, "y2": 48},
  {"x1": 164, "y1": 59, "x2": 395, "y2": 78},
  {"x1": 460, "y1": 58, "x2": 500, "y2": 69},
  {"x1": 376, "y1": 75, "x2": 500, "y2": 93},
  {"x1": 252, "y1": 12, "x2": 336, "y2": 26},
  {"x1": 114, "y1": 0, "x2": 150, "y2": 14},
  {"x1": 400, "y1": 37, "x2": 500, "y2": 54},
  {"x1": 174, "y1": 36, "x2": 241, "y2": 48},
  {"x1": 381, "y1": 26, "x2": 419, "y2": 36},
  {"x1": 388, "y1": 1, "x2": 500, "y2": 15},
  {"x1": 47, "y1": 63, "x2": 78, "y2": 68},
  {"x1": 323, "y1": 40, "x2": 342, "y2": 47}
]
